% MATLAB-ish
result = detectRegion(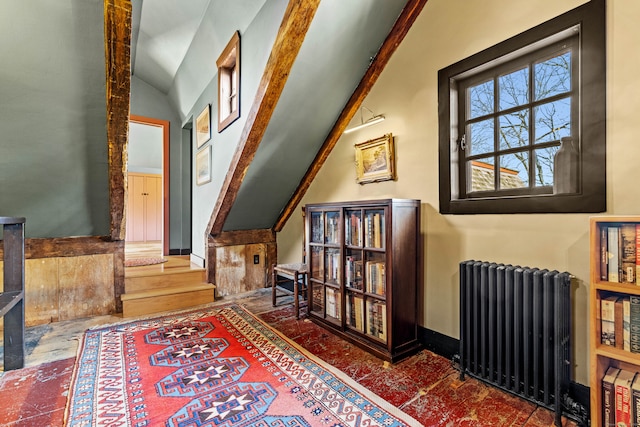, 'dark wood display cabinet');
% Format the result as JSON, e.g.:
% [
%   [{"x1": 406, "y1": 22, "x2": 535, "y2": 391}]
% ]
[{"x1": 305, "y1": 199, "x2": 421, "y2": 362}]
